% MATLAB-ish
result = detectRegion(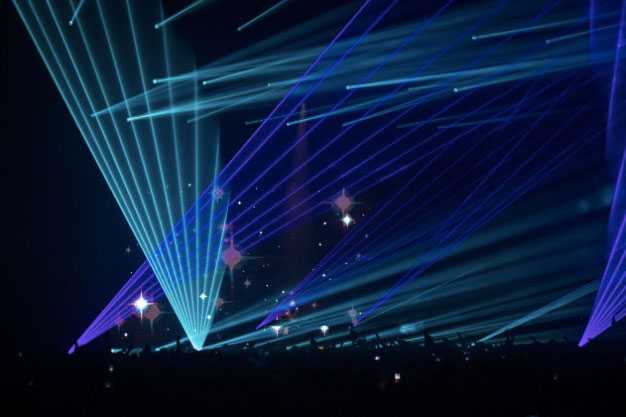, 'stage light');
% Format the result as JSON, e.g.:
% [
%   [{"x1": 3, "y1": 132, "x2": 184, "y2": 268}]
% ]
[
  {"x1": 271, "y1": 325, "x2": 282, "y2": 336},
  {"x1": 200, "y1": 293, "x2": 208, "y2": 301},
  {"x1": 132, "y1": 292, "x2": 151, "y2": 319},
  {"x1": 320, "y1": 325, "x2": 330, "y2": 335},
  {"x1": 341, "y1": 214, "x2": 353, "y2": 227},
  {"x1": 399, "y1": 323, "x2": 418, "y2": 334}
]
